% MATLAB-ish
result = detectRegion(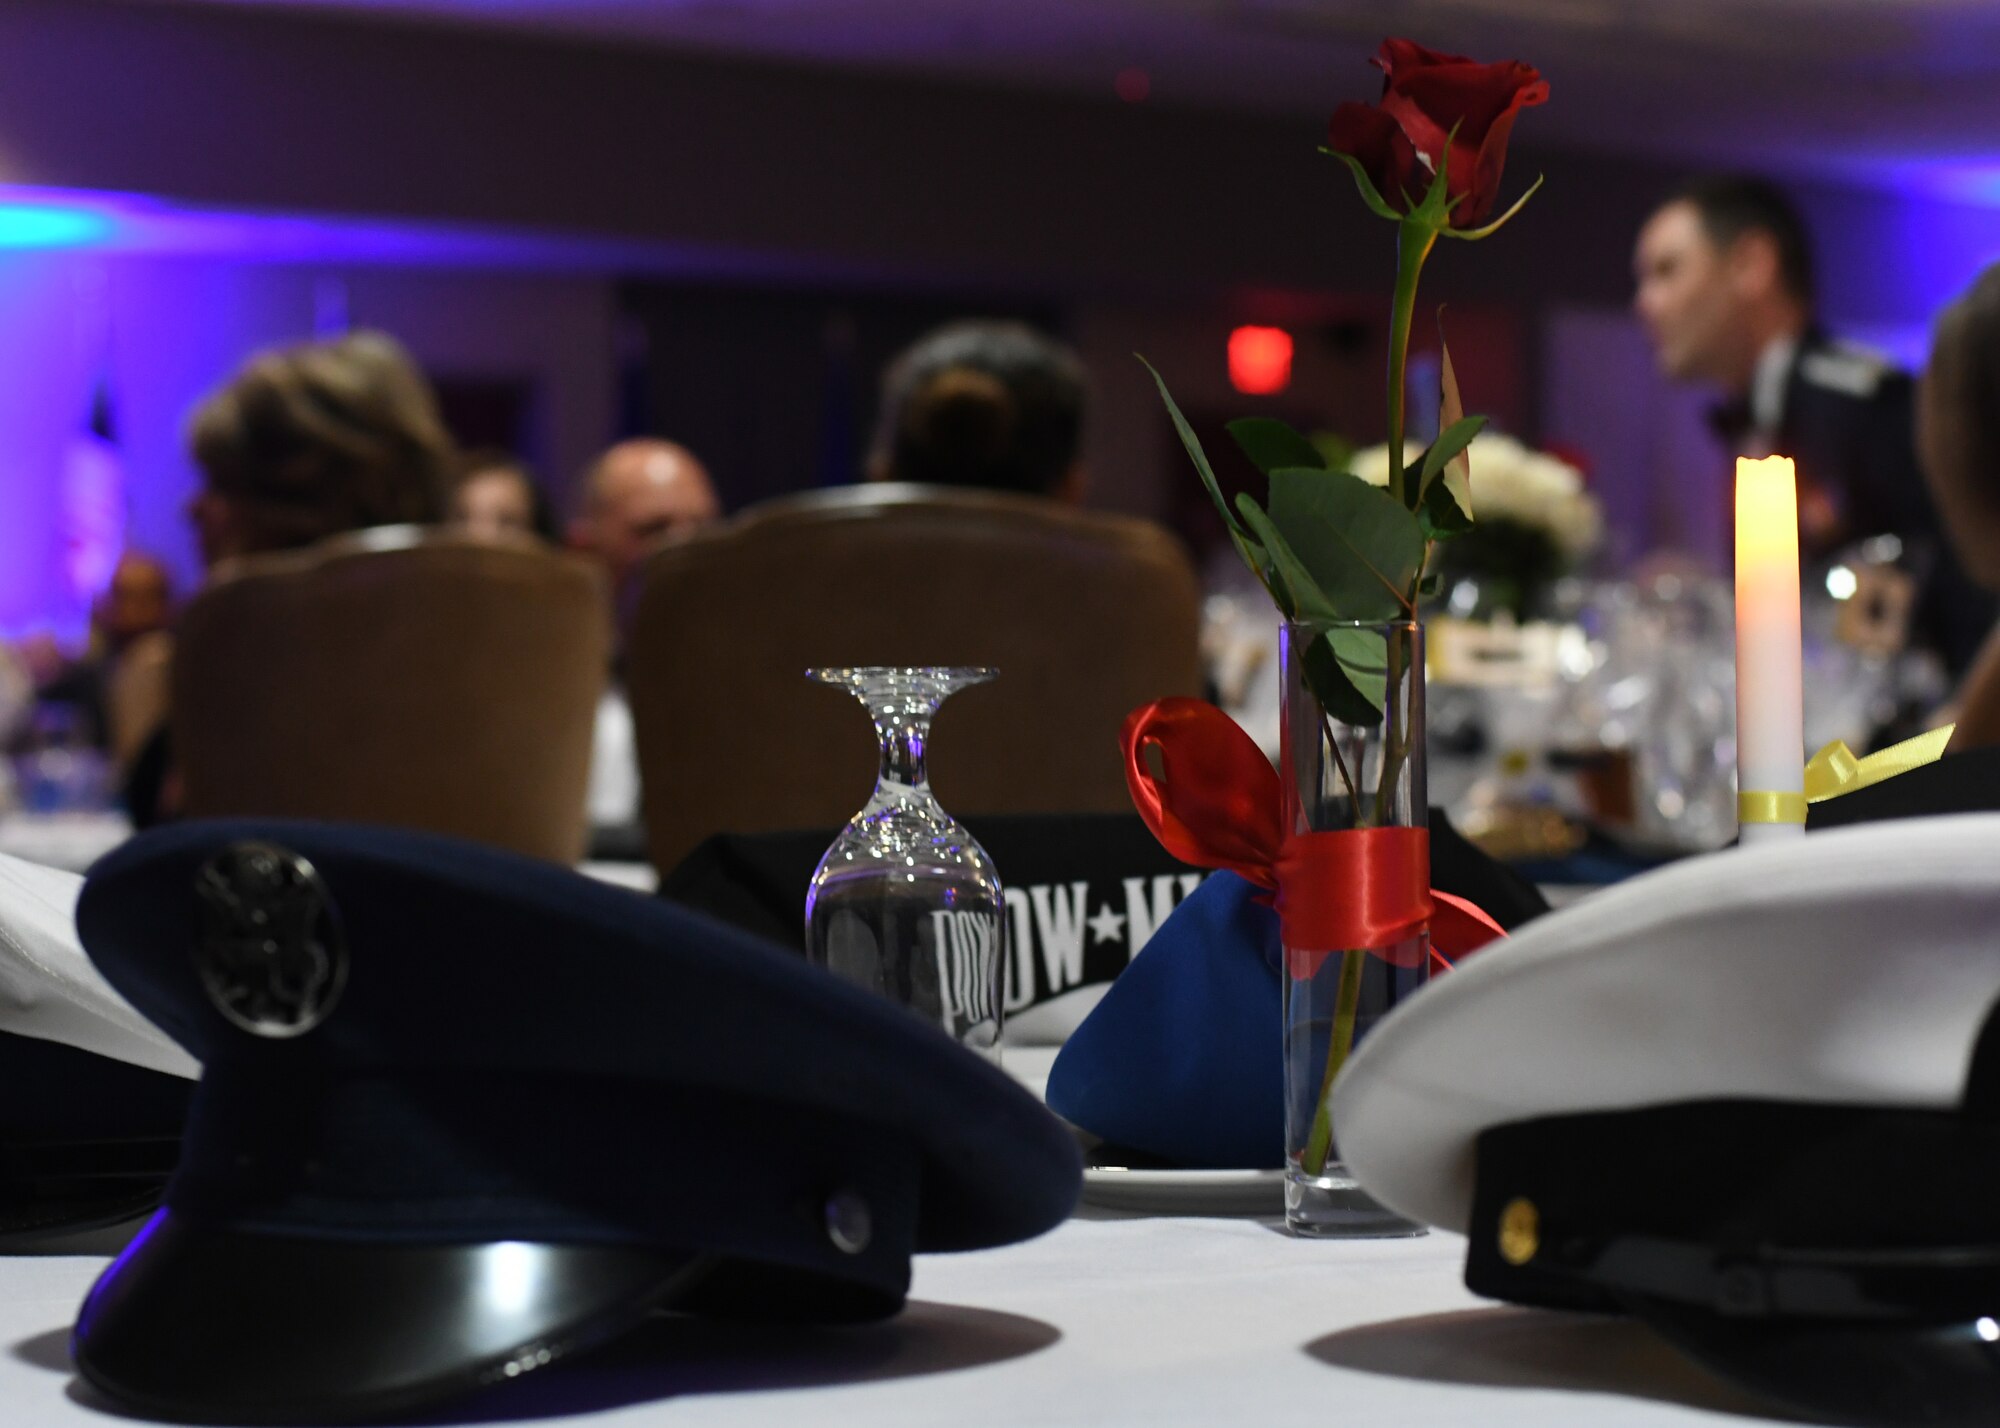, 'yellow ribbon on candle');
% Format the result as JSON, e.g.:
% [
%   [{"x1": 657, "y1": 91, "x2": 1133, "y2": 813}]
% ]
[
  {"x1": 1738, "y1": 790, "x2": 1808, "y2": 825},
  {"x1": 1738, "y1": 724, "x2": 1955, "y2": 825},
  {"x1": 1803, "y1": 723, "x2": 1957, "y2": 803}
]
